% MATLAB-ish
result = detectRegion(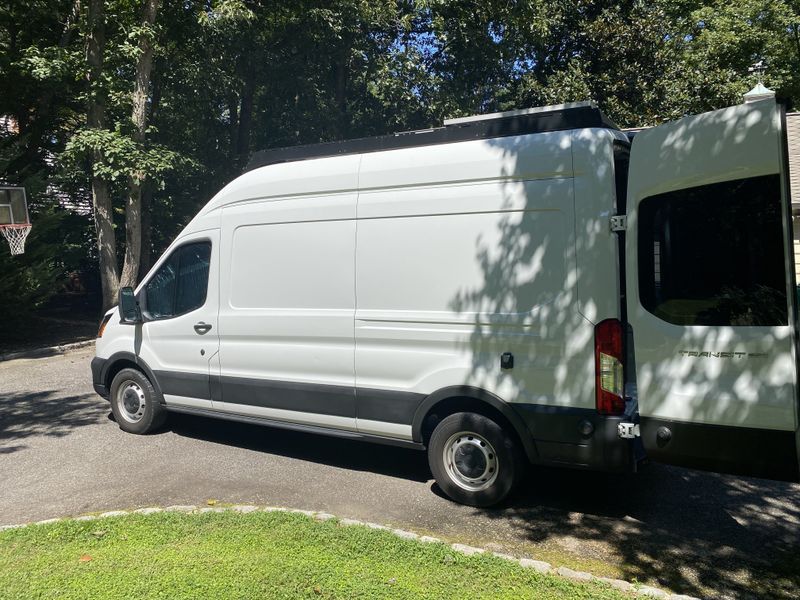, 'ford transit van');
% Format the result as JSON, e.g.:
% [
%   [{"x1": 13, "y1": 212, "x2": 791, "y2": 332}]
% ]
[{"x1": 91, "y1": 99, "x2": 800, "y2": 506}]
